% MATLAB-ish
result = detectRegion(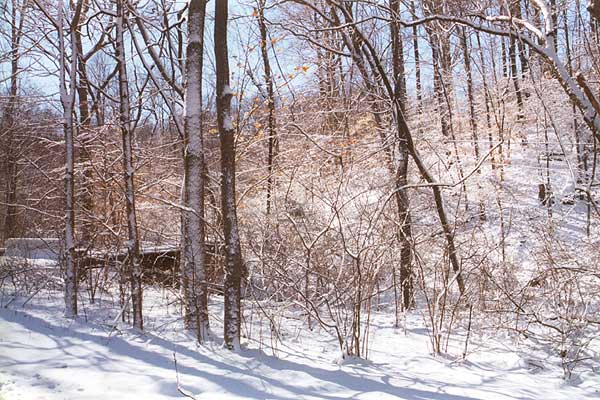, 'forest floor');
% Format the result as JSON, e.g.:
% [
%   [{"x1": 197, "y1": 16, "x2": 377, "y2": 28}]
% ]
[{"x1": 0, "y1": 288, "x2": 598, "y2": 400}]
